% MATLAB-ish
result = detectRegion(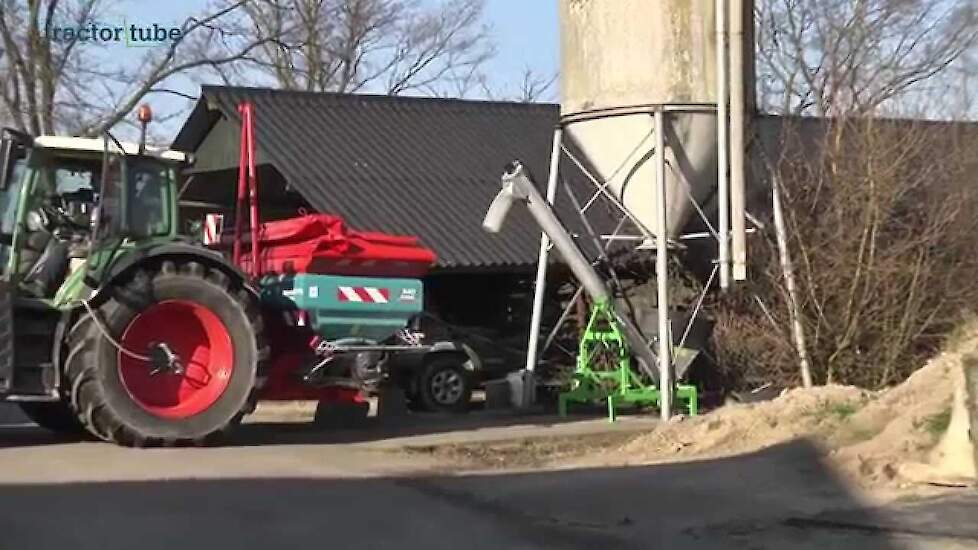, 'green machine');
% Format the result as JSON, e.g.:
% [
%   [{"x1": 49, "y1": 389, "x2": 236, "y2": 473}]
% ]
[
  {"x1": 558, "y1": 300, "x2": 698, "y2": 421},
  {"x1": 484, "y1": 161, "x2": 698, "y2": 420}
]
